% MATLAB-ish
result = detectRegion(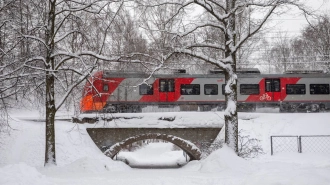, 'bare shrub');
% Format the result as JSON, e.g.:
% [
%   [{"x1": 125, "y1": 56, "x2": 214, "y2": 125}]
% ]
[
  {"x1": 201, "y1": 130, "x2": 264, "y2": 159},
  {"x1": 237, "y1": 130, "x2": 264, "y2": 159}
]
